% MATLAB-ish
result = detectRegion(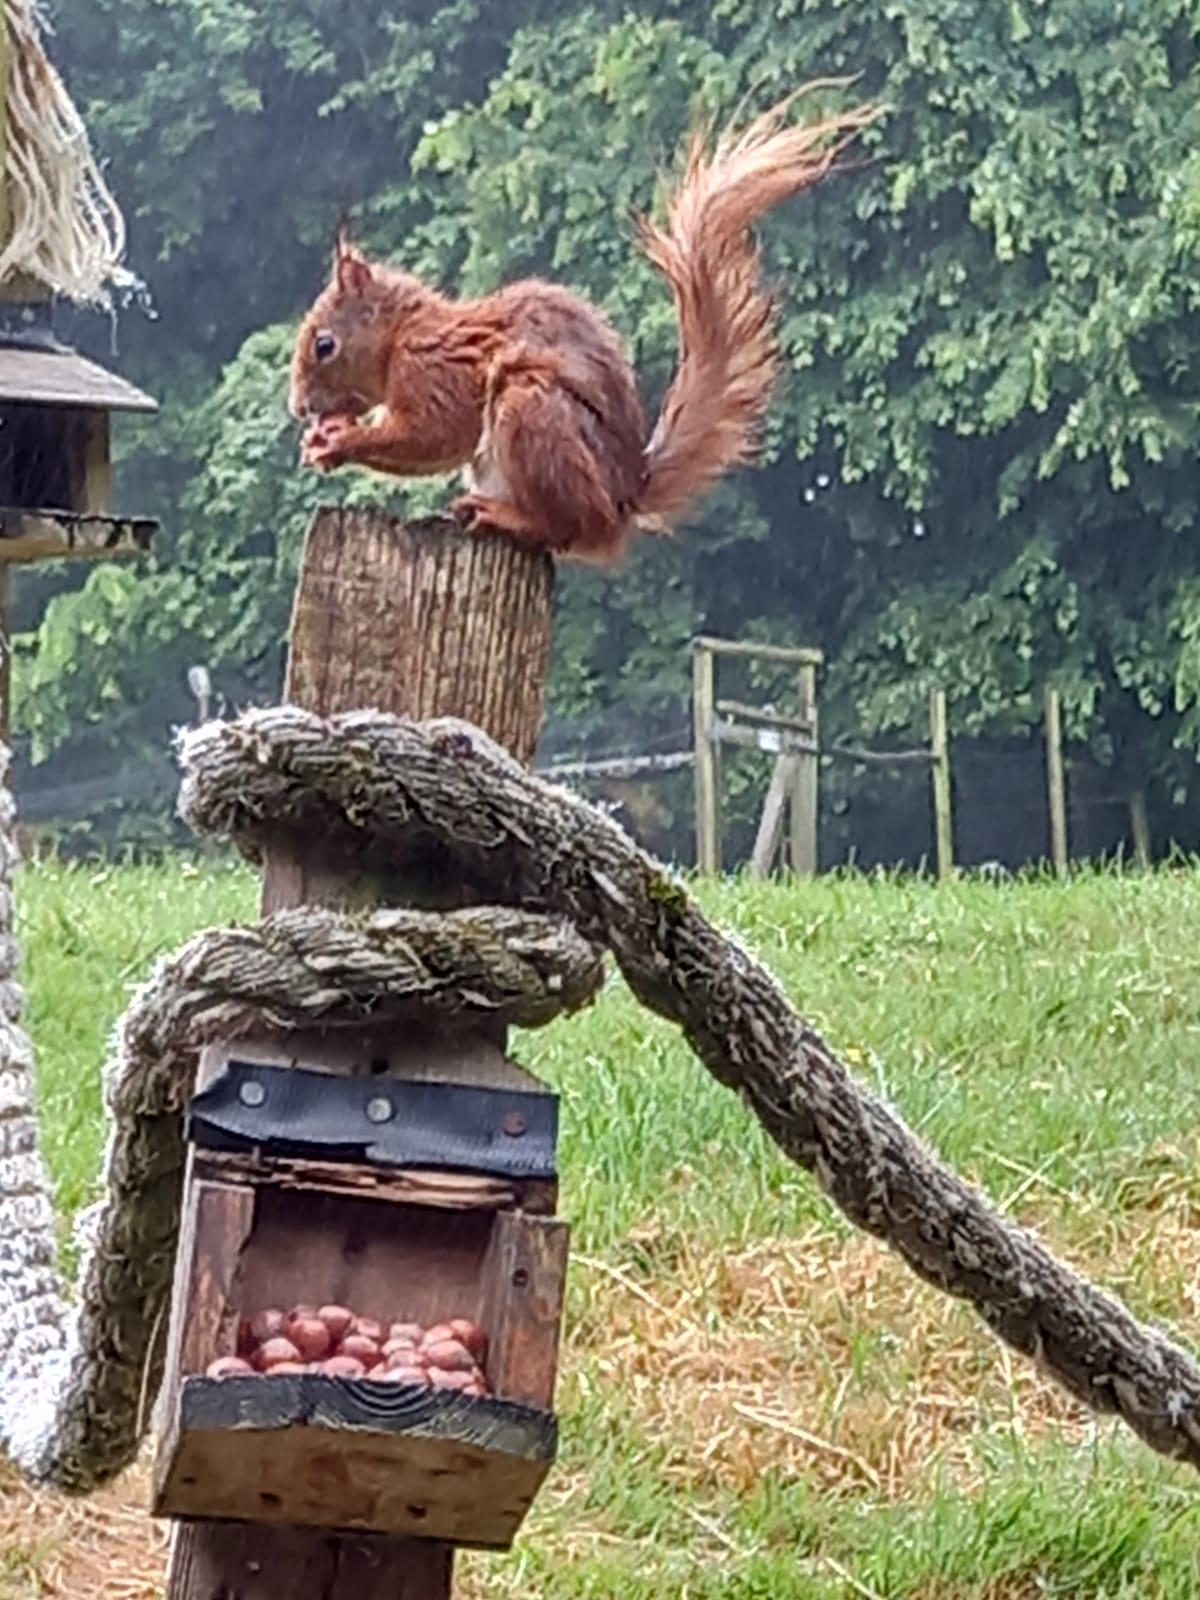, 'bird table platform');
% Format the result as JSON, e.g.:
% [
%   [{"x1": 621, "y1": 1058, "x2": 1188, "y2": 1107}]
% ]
[
  {"x1": 0, "y1": 300, "x2": 158, "y2": 737},
  {"x1": 0, "y1": 301, "x2": 156, "y2": 549}
]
